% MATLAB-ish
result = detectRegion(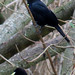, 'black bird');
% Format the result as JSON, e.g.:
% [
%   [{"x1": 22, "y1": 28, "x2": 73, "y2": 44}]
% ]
[
  {"x1": 27, "y1": 0, "x2": 70, "y2": 42},
  {"x1": 11, "y1": 68, "x2": 27, "y2": 75}
]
